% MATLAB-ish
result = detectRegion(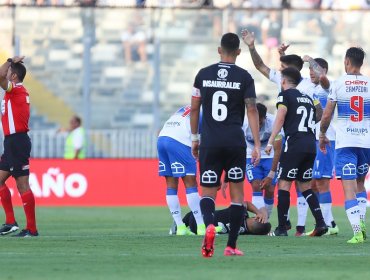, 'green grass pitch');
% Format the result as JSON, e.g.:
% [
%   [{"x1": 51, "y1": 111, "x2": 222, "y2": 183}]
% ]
[{"x1": 0, "y1": 206, "x2": 369, "y2": 280}]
